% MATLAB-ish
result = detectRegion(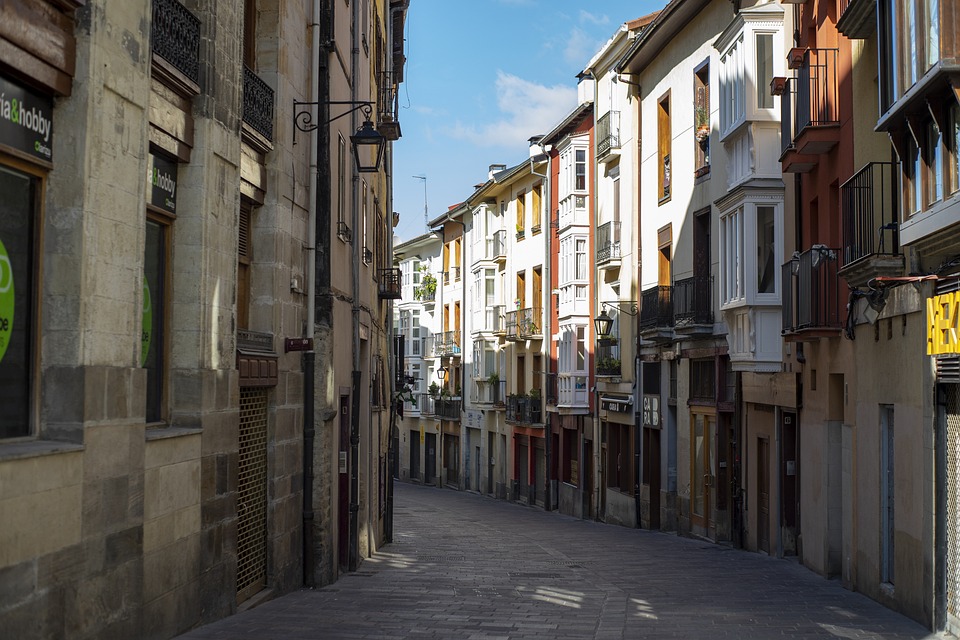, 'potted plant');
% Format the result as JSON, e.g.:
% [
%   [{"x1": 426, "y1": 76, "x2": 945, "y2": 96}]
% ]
[
  {"x1": 414, "y1": 268, "x2": 437, "y2": 301},
  {"x1": 428, "y1": 381, "x2": 440, "y2": 397},
  {"x1": 695, "y1": 105, "x2": 710, "y2": 144},
  {"x1": 486, "y1": 371, "x2": 500, "y2": 386}
]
